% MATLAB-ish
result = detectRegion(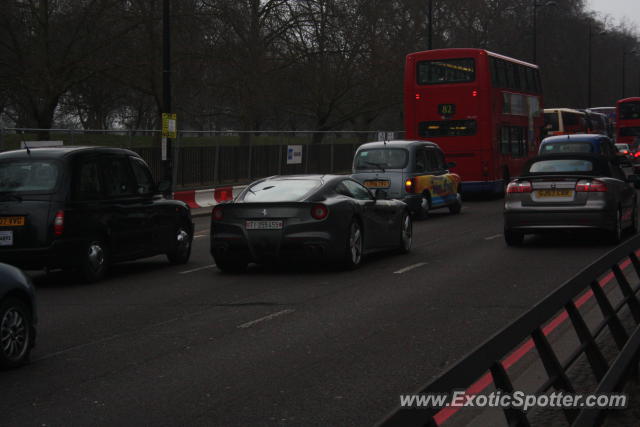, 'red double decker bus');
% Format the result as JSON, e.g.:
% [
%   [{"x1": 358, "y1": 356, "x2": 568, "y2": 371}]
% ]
[
  {"x1": 616, "y1": 97, "x2": 640, "y2": 147},
  {"x1": 404, "y1": 48, "x2": 544, "y2": 193}
]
